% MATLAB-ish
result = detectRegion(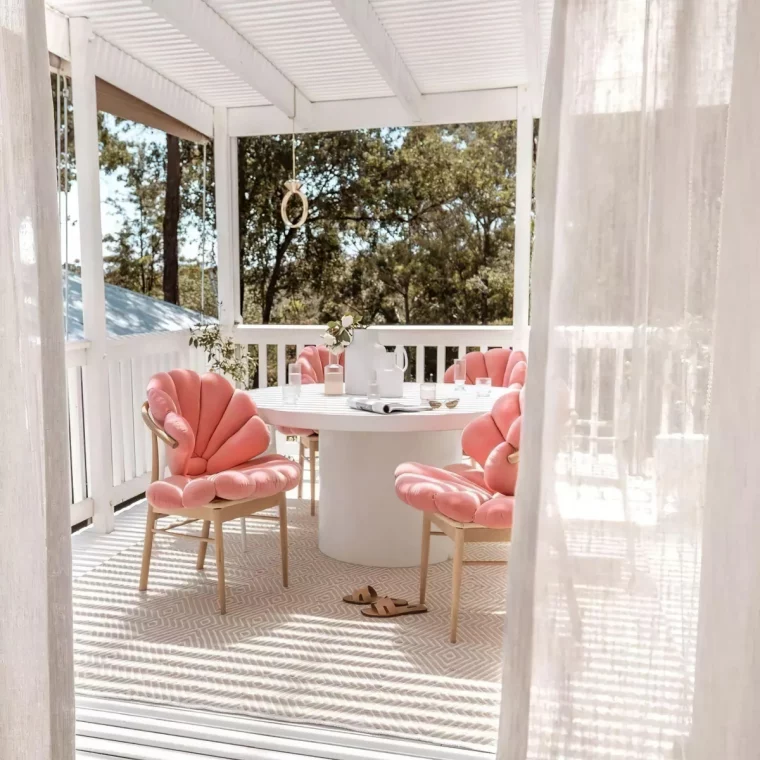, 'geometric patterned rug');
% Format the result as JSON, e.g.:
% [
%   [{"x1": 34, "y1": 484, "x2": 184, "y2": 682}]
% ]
[{"x1": 71, "y1": 498, "x2": 507, "y2": 753}]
